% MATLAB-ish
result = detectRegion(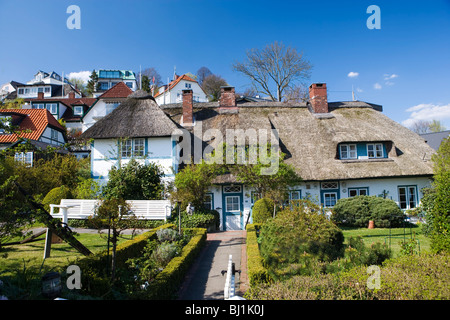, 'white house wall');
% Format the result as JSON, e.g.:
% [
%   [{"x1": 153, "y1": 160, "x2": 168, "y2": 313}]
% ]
[
  {"x1": 39, "y1": 127, "x2": 65, "y2": 145},
  {"x1": 208, "y1": 176, "x2": 432, "y2": 231},
  {"x1": 91, "y1": 137, "x2": 176, "y2": 184}
]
